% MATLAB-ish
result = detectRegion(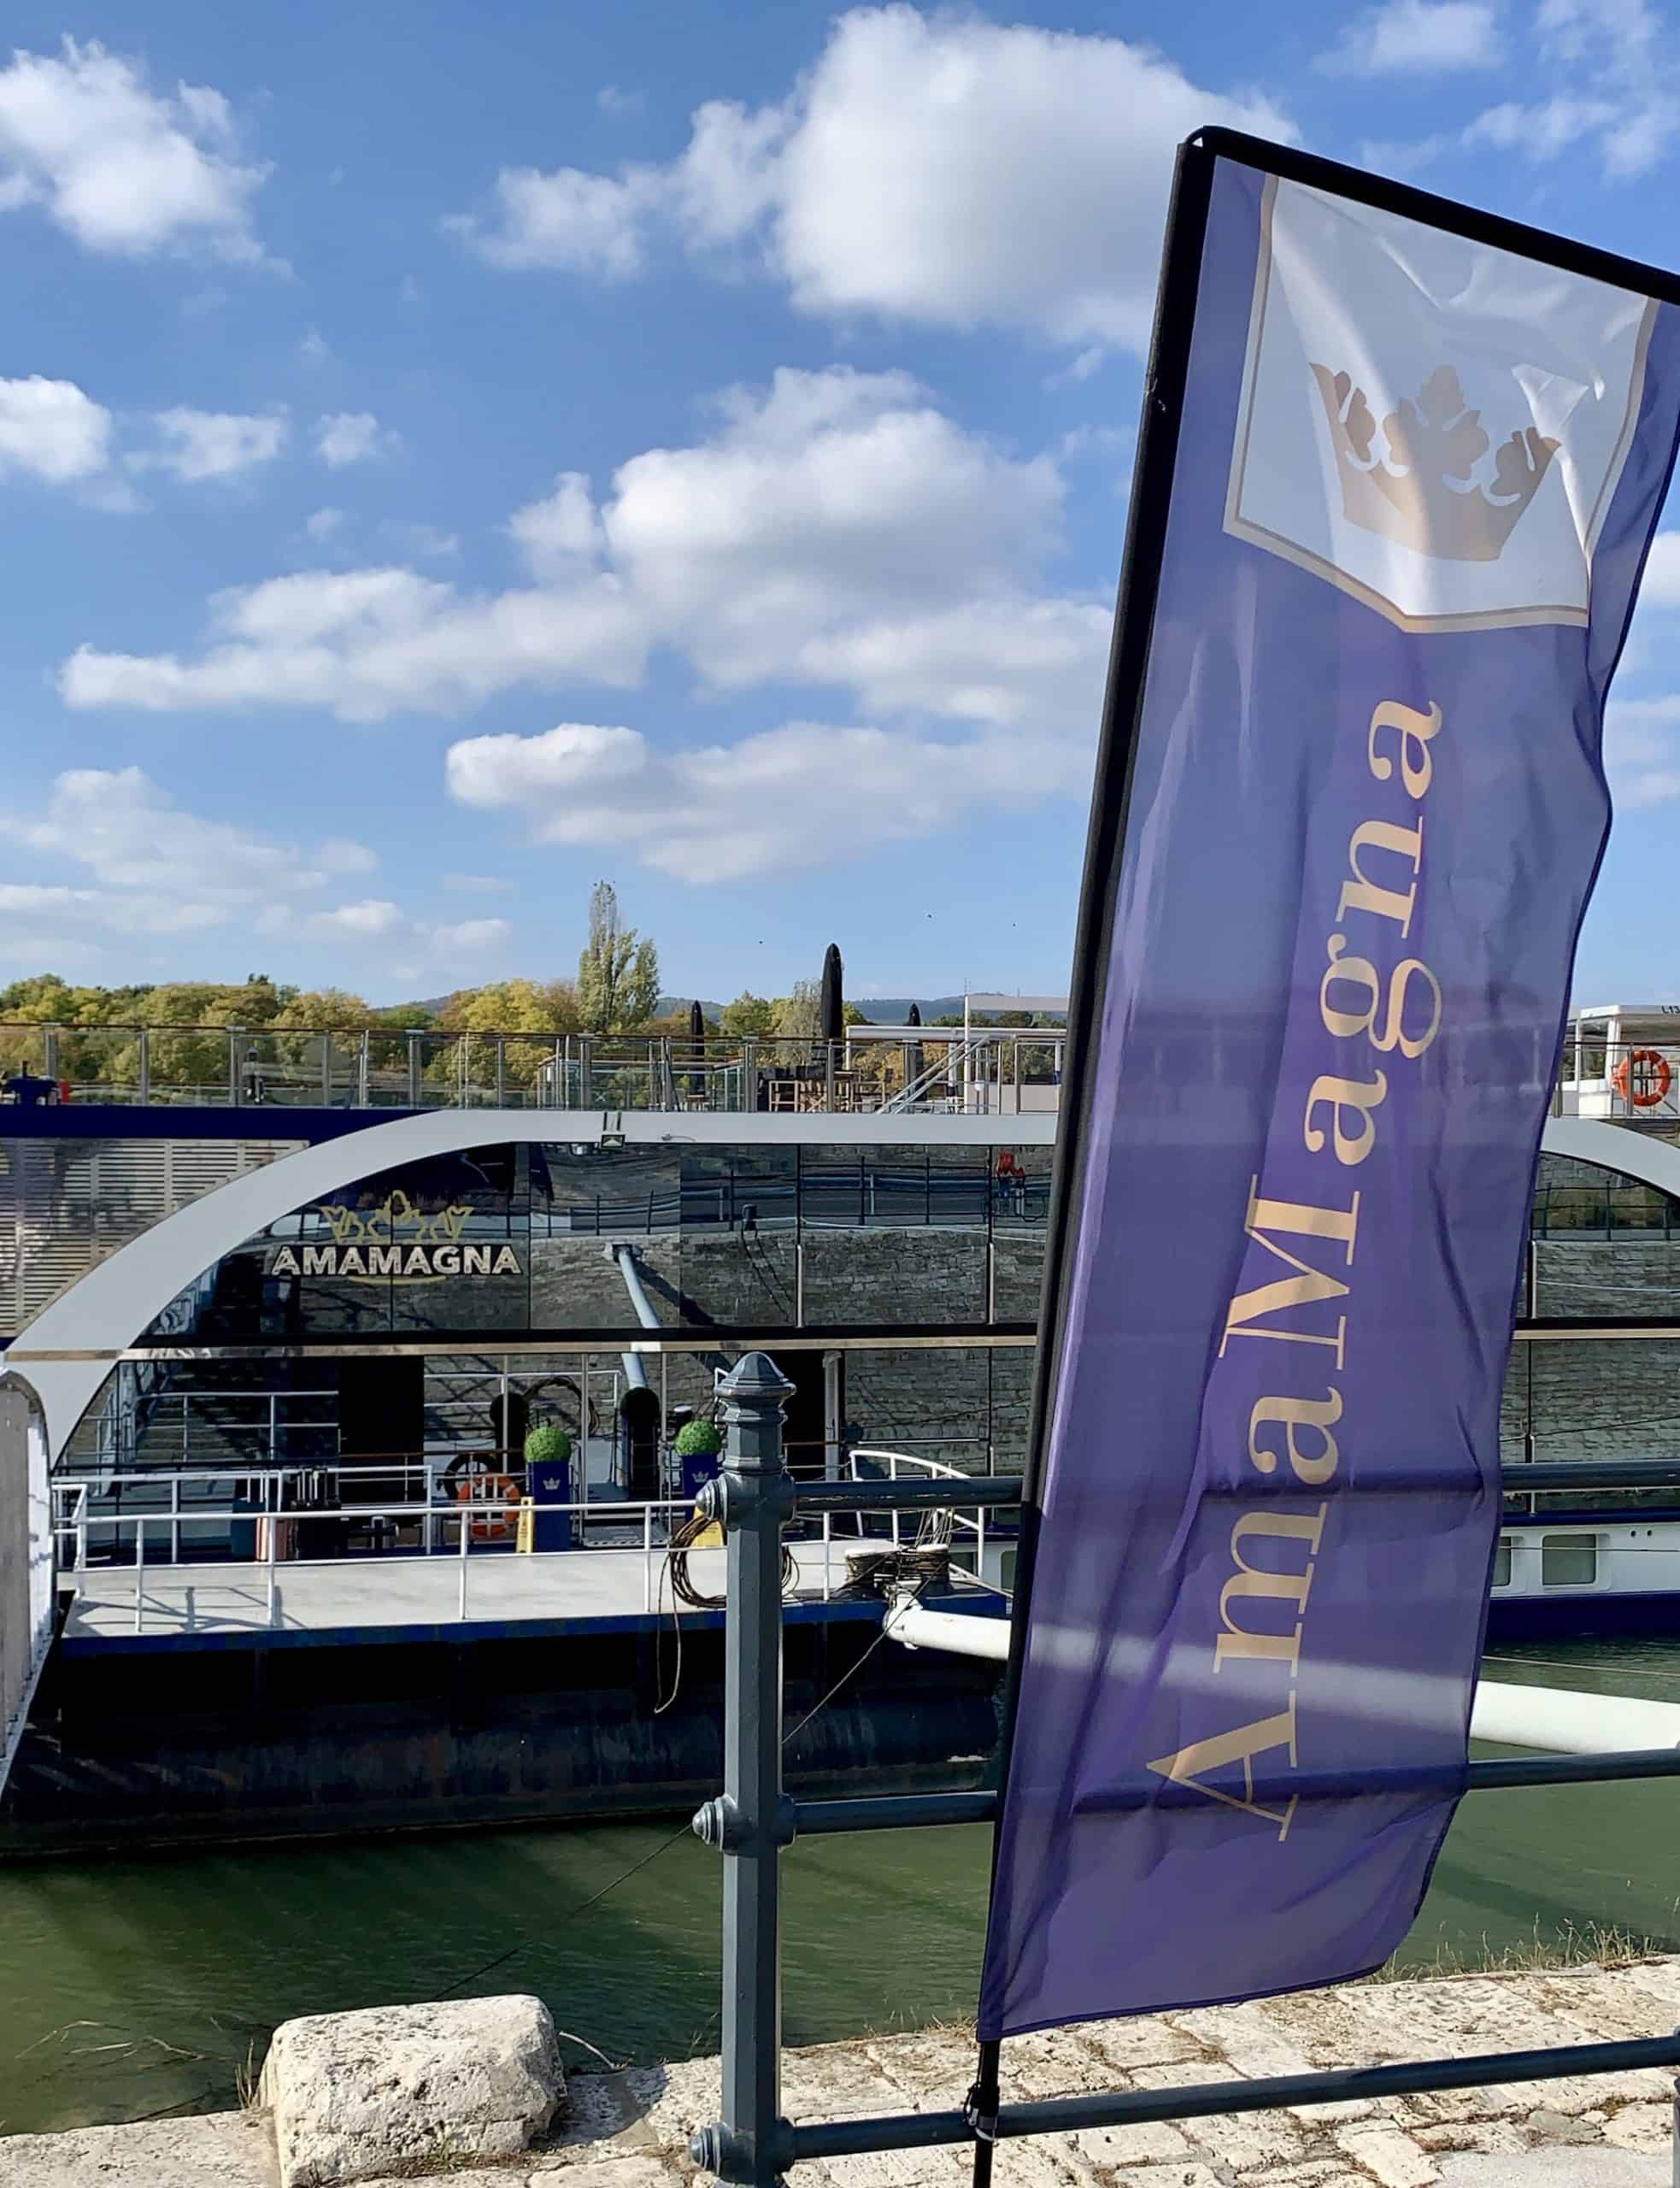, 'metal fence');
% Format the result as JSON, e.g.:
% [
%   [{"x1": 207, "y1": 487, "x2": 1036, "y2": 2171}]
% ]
[
  {"x1": 685, "y1": 1356, "x2": 1680, "y2": 2187},
  {"x1": 0, "y1": 1024, "x2": 1060, "y2": 1117},
  {"x1": 49, "y1": 1451, "x2": 1015, "y2": 1634}
]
